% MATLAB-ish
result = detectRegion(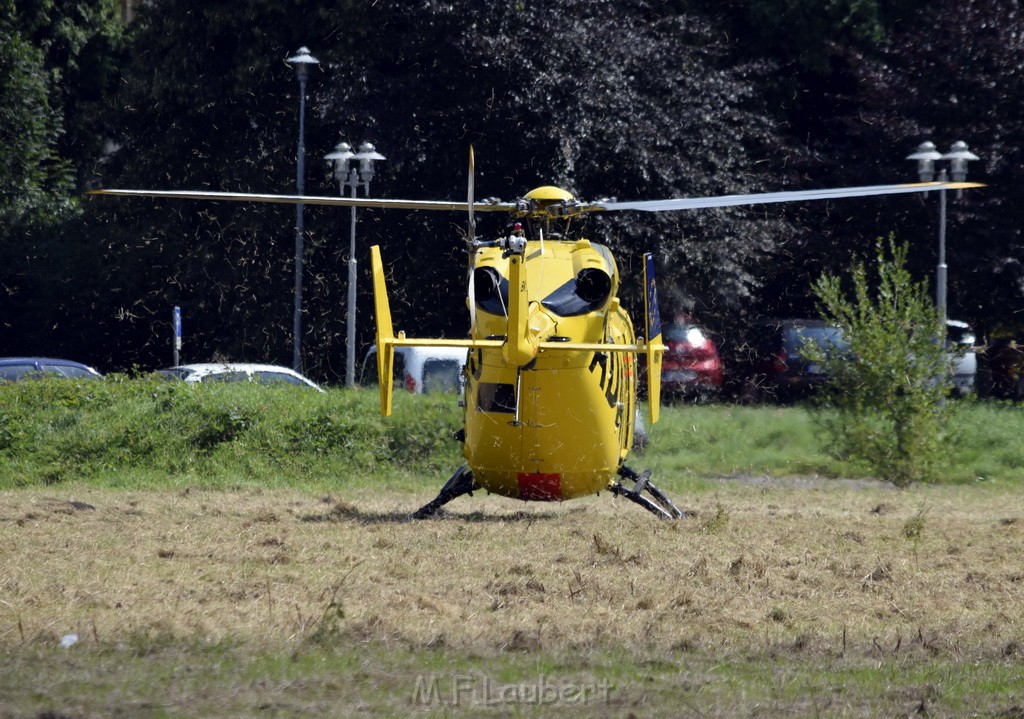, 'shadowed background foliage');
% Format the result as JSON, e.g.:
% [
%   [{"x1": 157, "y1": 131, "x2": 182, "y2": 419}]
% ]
[{"x1": 2, "y1": 0, "x2": 1021, "y2": 381}]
